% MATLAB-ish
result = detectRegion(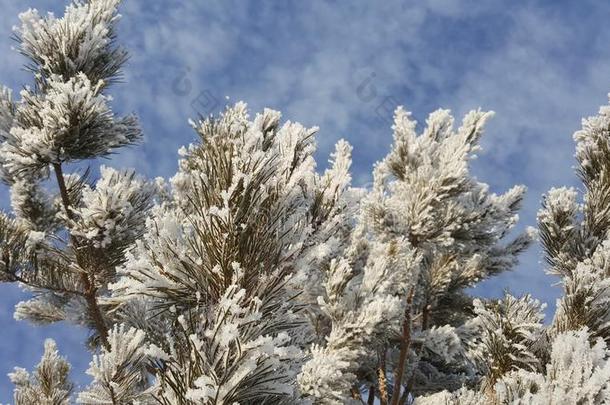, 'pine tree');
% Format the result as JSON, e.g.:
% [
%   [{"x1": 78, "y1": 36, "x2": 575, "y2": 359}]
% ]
[
  {"x1": 414, "y1": 97, "x2": 610, "y2": 405},
  {"x1": 0, "y1": 0, "x2": 149, "y2": 355},
  {"x1": 297, "y1": 107, "x2": 533, "y2": 404},
  {"x1": 4, "y1": 0, "x2": 608, "y2": 404}
]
